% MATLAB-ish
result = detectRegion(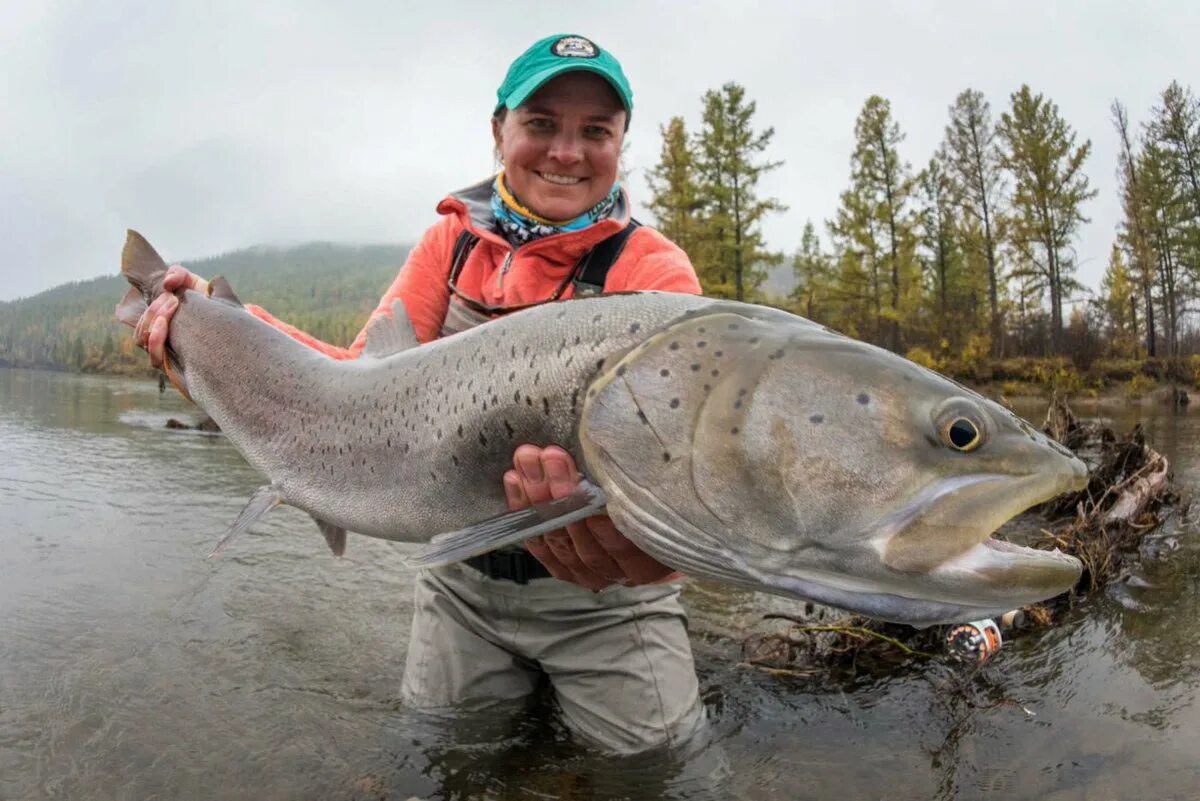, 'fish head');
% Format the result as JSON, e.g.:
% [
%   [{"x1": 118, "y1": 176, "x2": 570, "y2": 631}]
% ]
[{"x1": 581, "y1": 305, "x2": 1087, "y2": 626}]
